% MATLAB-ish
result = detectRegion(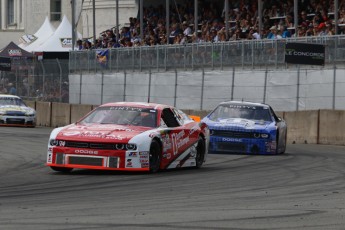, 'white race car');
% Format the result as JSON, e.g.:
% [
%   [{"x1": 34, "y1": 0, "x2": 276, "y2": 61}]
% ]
[{"x1": 0, "y1": 94, "x2": 36, "y2": 127}]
